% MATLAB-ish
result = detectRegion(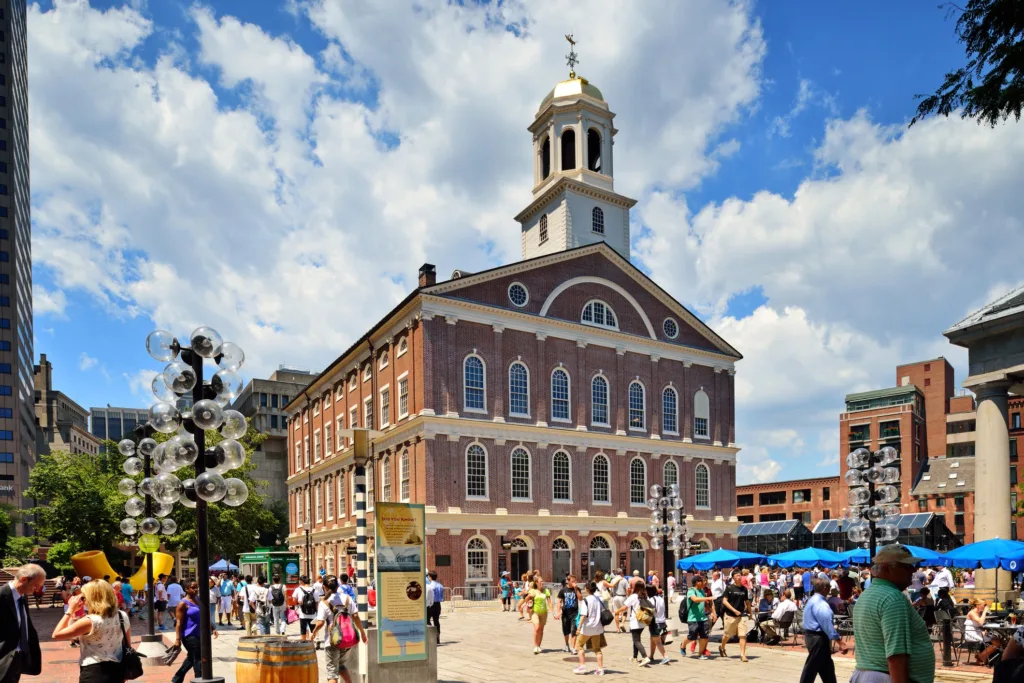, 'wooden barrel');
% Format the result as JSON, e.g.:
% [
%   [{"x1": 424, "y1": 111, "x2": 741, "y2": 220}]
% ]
[{"x1": 236, "y1": 636, "x2": 318, "y2": 683}]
